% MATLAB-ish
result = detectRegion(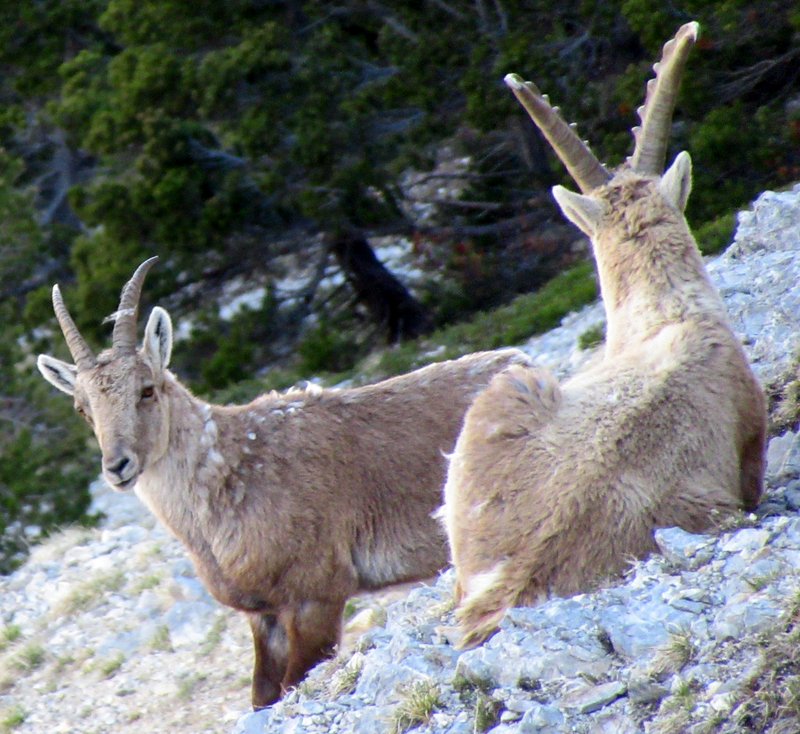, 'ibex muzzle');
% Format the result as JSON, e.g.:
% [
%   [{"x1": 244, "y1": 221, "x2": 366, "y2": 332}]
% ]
[{"x1": 38, "y1": 257, "x2": 169, "y2": 492}]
